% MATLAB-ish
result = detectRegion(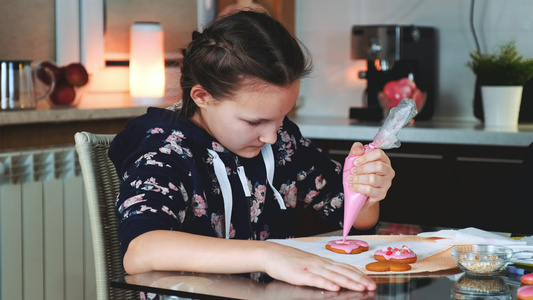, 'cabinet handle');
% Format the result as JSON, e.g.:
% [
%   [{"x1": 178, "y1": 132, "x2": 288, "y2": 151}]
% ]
[
  {"x1": 456, "y1": 157, "x2": 523, "y2": 164},
  {"x1": 329, "y1": 150, "x2": 350, "y2": 156},
  {"x1": 386, "y1": 153, "x2": 443, "y2": 160},
  {"x1": 329, "y1": 150, "x2": 443, "y2": 160}
]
